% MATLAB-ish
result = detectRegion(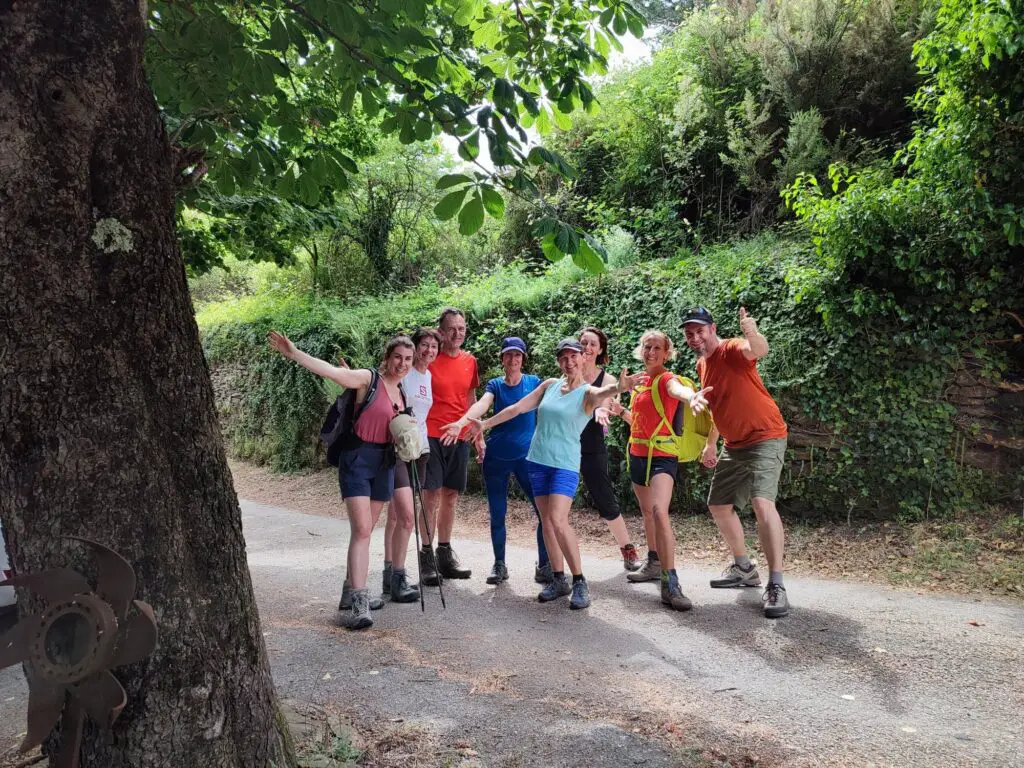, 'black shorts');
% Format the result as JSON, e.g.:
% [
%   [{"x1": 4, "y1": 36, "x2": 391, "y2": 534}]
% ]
[
  {"x1": 339, "y1": 443, "x2": 395, "y2": 502},
  {"x1": 424, "y1": 437, "x2": 470, "y2": 492},
  {"x1": 629, "y1": 454, "x2": 678, "y2": 487},
  {"x1": 394, "y1": 454, "x2": 429, "y2": 490},
  {"x1": 580, "y1": 450, "x2": 622, "y2": 521}
]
